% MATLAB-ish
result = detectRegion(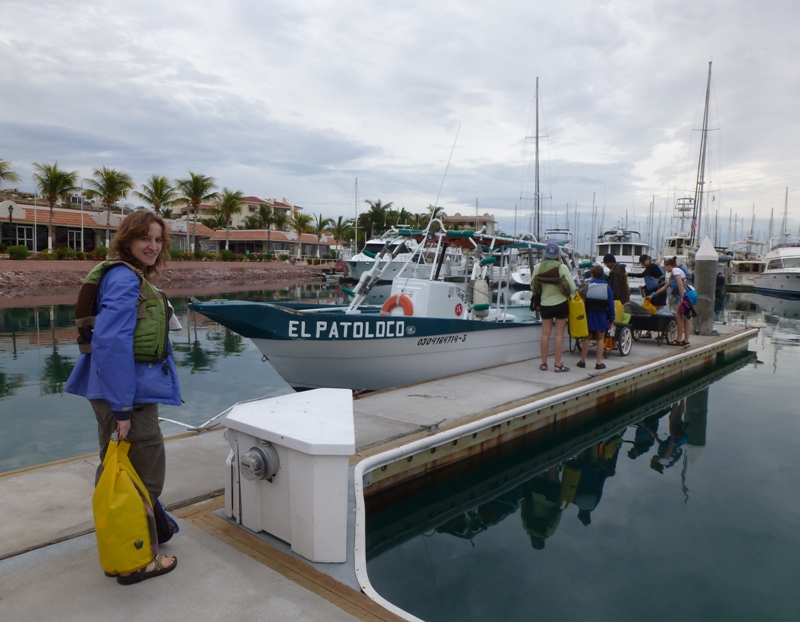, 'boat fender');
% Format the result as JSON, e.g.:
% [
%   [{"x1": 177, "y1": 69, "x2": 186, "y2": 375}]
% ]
[{"x1": 381, "y1": 294, "x2": 414, "y2": 317}]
